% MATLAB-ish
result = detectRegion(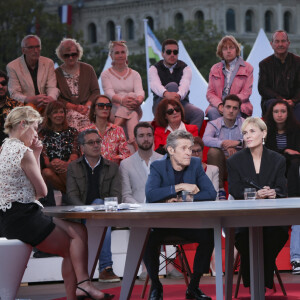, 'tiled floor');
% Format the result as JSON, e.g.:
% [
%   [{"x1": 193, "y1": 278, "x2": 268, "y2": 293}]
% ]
[{"x1": 16, "y1": 272, "x2": 300, "y2": 300}]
